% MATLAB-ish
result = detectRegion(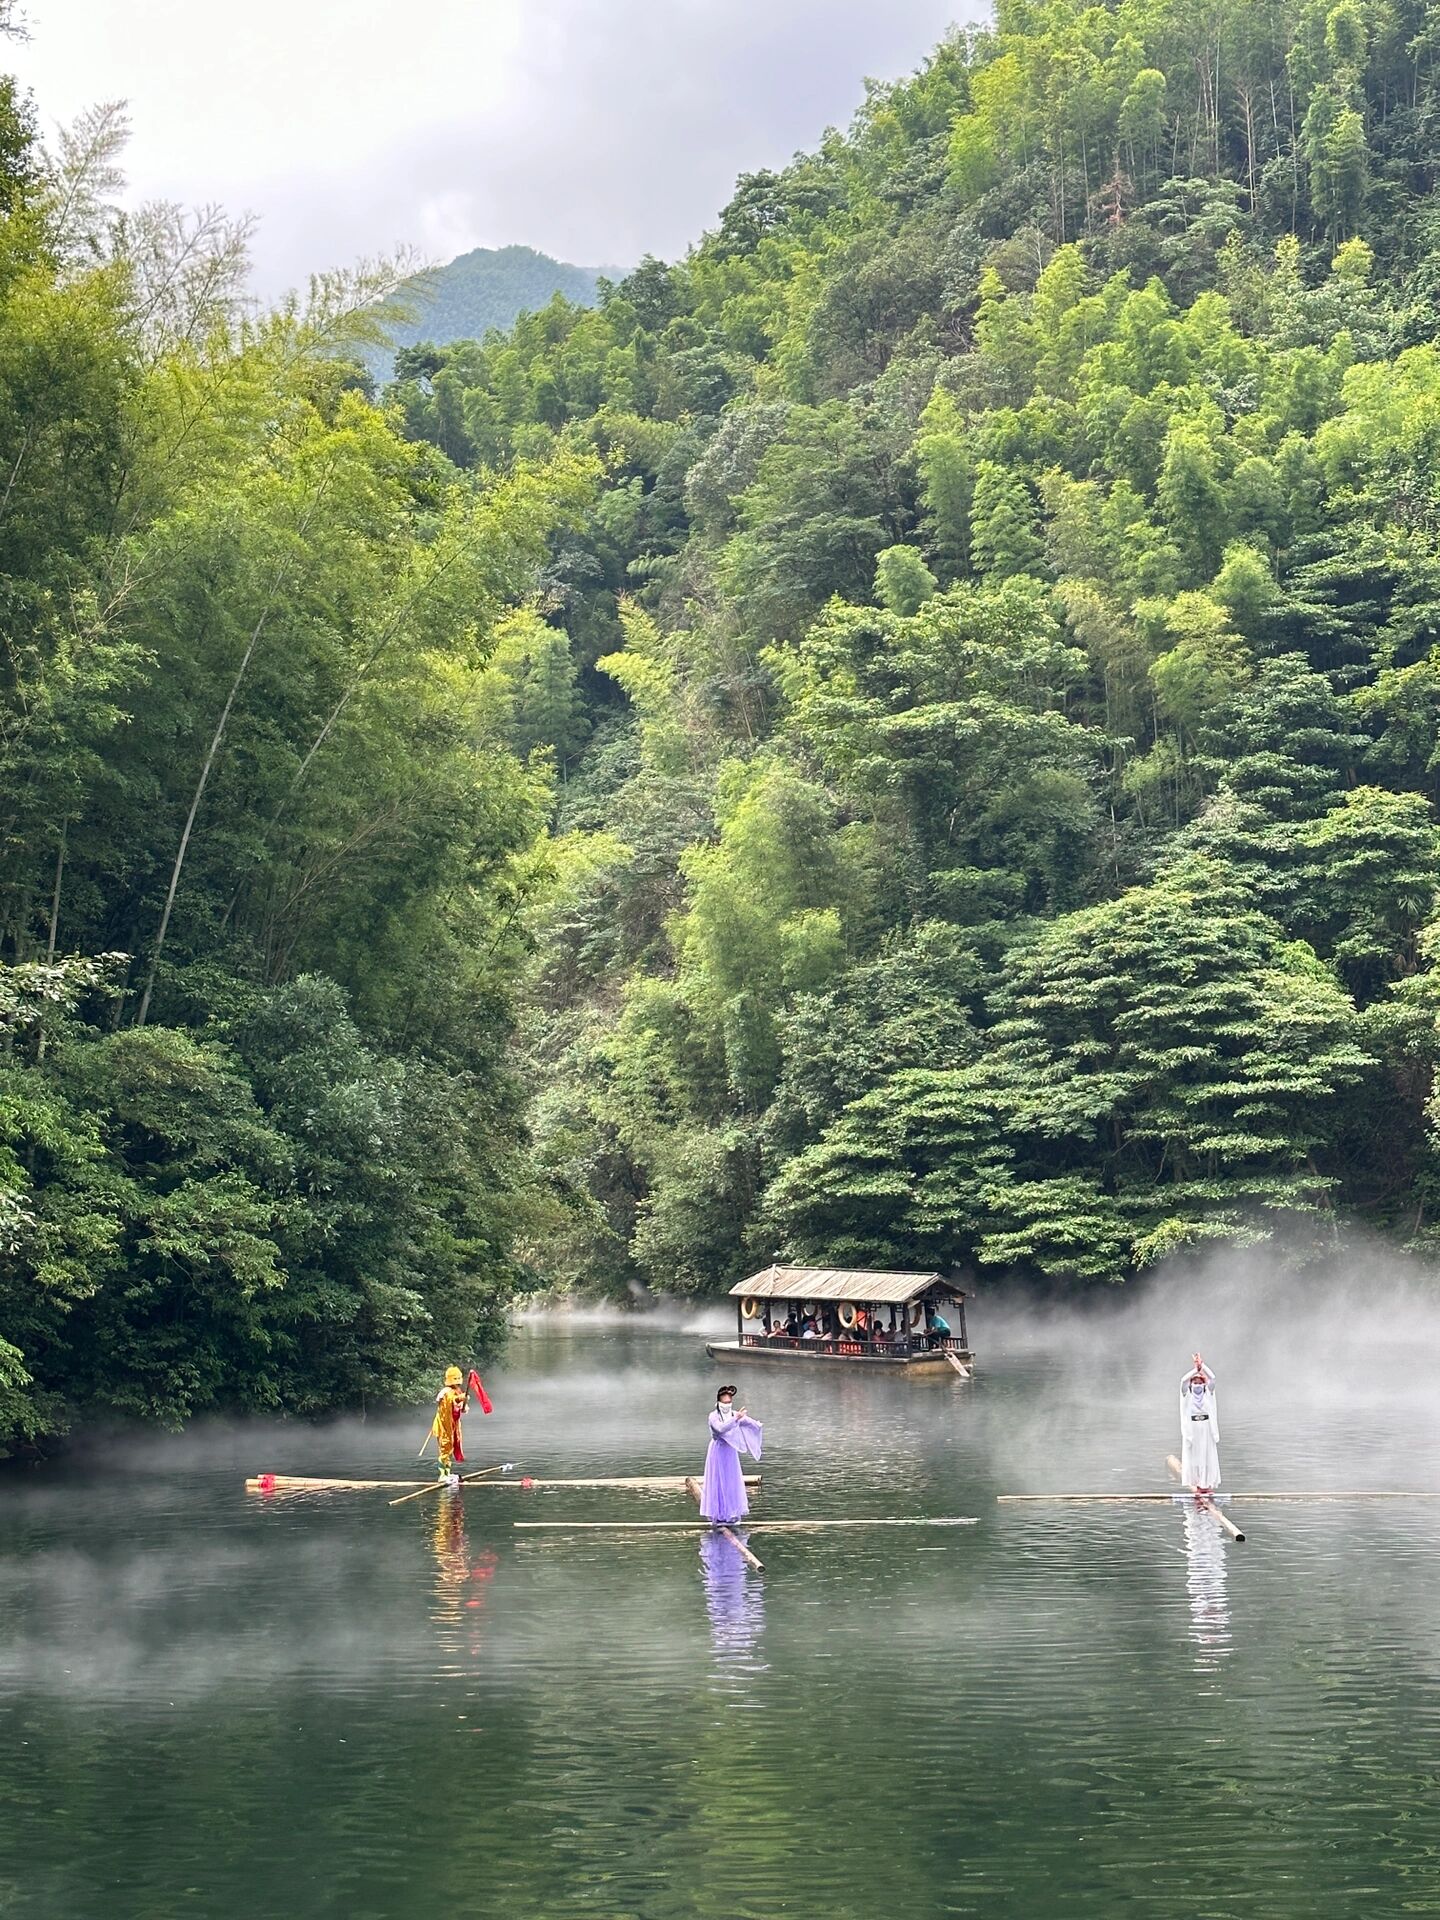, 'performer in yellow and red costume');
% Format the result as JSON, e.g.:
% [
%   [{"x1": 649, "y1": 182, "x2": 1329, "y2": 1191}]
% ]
[
  {"x1": 432, "y1": 1366, "x2": 469, "y2": 1481},
  {"x1": 430, "y1": 1364, "x2": 494, "y2": 1482}
]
